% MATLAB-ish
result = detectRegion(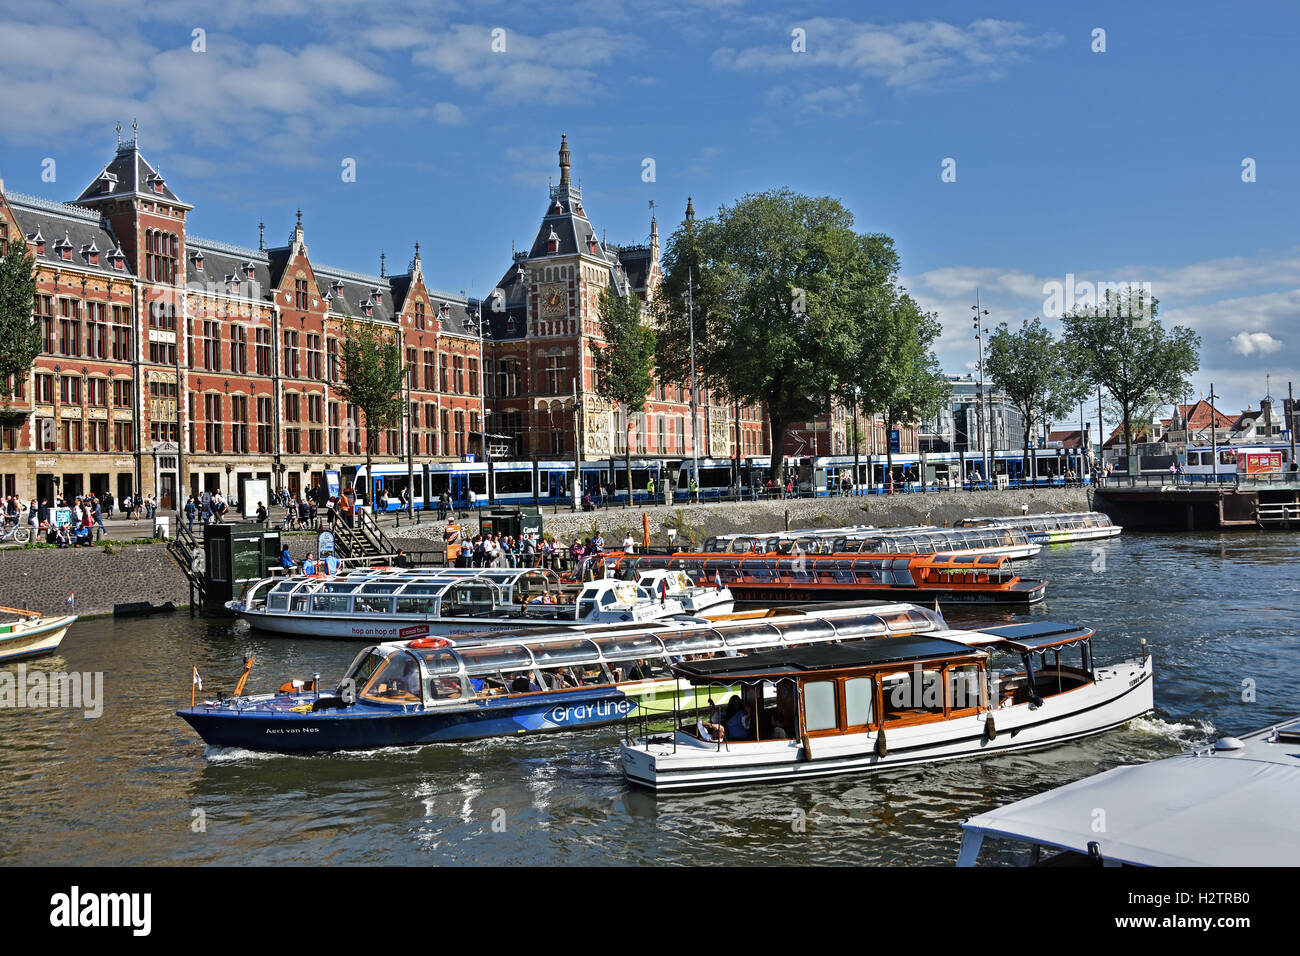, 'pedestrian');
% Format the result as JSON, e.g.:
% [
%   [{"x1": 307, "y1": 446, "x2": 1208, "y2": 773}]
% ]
[
  {"x1": 646, "y1": 477, "x2": 655, "y2": 504},
  {"x1": 184, "y1": 495, "x2": 197, "y2": 534},
  {"x1": 622, "y1": 531, "x2": 635, "y2": 554},
  {"x1": 302, "y1": 552, "x2": 317, "y2": 575},
  {"x1": 256, "y1": 501, "x2": 268, "y2": 527},
  {"x1": 468, "y1": 487, "x2": 478, "y2": 513},
  {"x1": 92, "y1": 496, "x2": 106, "y2": 535}
]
